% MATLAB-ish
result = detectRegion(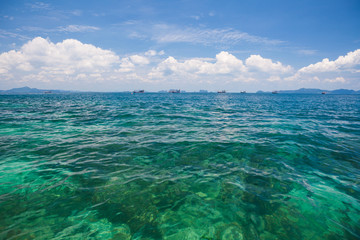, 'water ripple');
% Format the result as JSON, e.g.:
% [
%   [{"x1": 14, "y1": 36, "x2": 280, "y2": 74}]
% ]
[{"x1": 0, "y1": 93, "x2": 359, "y2": 239}]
